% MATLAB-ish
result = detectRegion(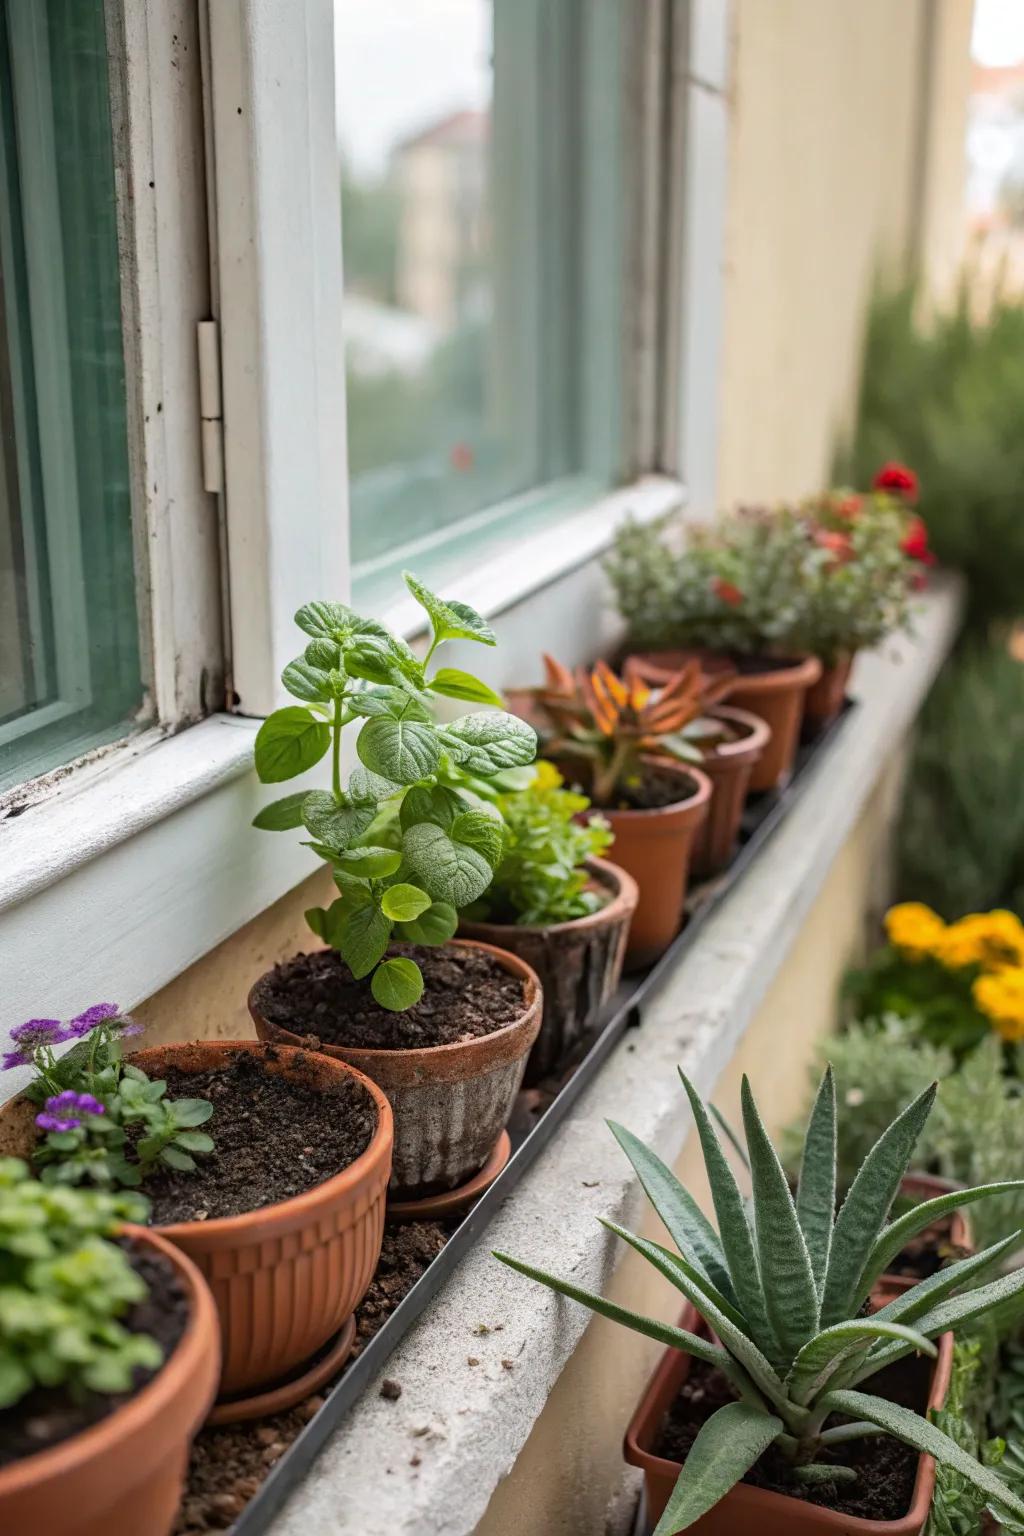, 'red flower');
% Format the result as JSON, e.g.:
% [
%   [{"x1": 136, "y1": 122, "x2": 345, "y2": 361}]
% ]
[
  {"x1": 873, "y1": 462, "x2": 919, "y2": 502},
  {"x1": 900, "y1": 515, "x2": 936, "y2": 566},
  {"x1": 814, "y1": 528, "x2": 854, "y2": 563},
  {"x1": 836, "y1": 495, "x2": 862, "y2": 520},
  {"x1": 712, "y1": 578, "x2": 744, "y2": 607}
]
